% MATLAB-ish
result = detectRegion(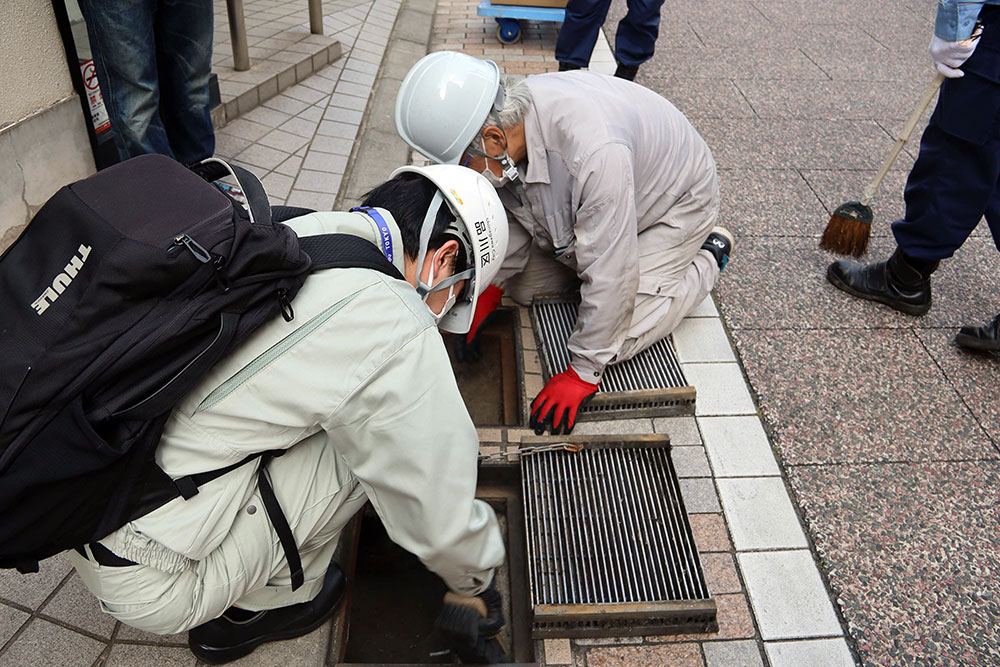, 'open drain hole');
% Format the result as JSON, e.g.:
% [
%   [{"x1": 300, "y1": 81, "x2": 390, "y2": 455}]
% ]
[
  {"x1": 334, "y1": 465, "x2": 534, "y2": 665},
  {"x1": 444, "y1": 307, "x2": 523, "y2": 427}
]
